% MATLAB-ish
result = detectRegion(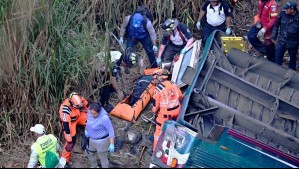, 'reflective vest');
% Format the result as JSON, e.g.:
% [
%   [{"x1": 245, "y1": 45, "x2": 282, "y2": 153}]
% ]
[
  {"x1": 59, "y1": 98, "x2": 88, "y2": 123},
  {"x1": 153, "y1": 81, "x2": 182, "y2": 111},
  {"x1": 59, "y1": 97, "x2": 88, "y2": 142},
  {"x1": 153, "y1": 81, "x2": 182, "y2": 125},
  {"x1": 33, "y1": 134, "x2": 58, "y2": 167}
]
